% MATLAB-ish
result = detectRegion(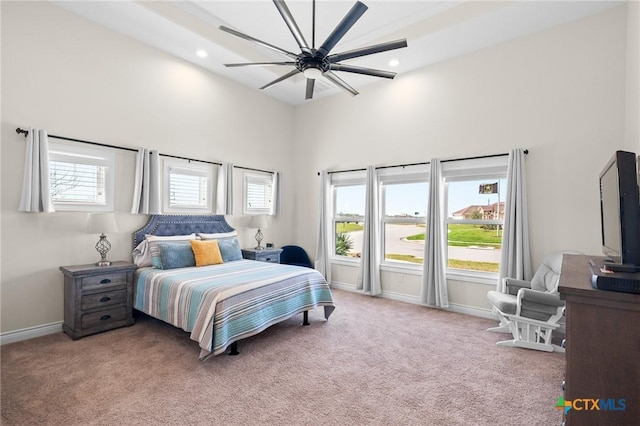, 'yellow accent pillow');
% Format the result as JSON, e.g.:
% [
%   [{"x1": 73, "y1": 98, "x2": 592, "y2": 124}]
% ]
[{"x1": 190, "y1": 240, "x2": 224, "y2": 267}]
